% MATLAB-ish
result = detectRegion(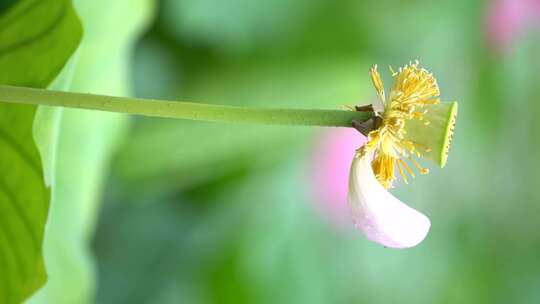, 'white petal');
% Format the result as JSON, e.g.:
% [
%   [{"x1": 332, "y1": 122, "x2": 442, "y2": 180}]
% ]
[{"x1": 347, "y1": 152, "x2": 431, "y2": 248}]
